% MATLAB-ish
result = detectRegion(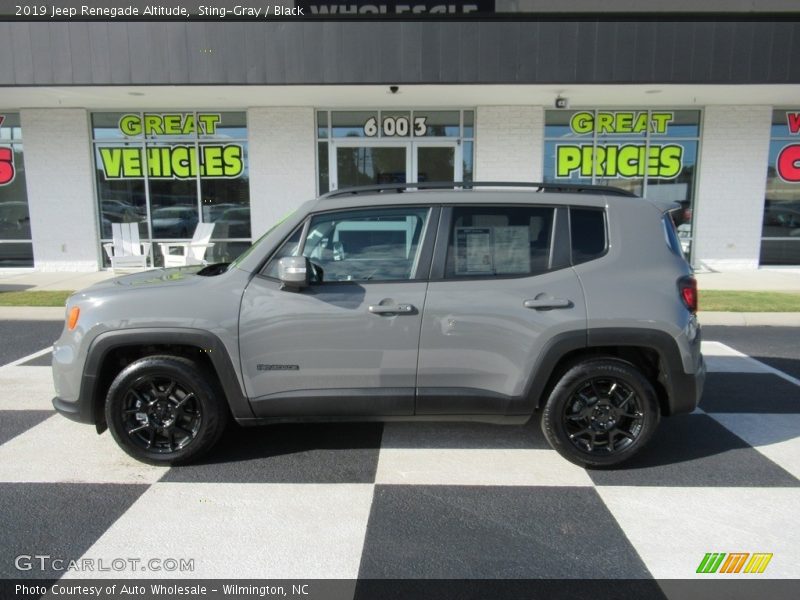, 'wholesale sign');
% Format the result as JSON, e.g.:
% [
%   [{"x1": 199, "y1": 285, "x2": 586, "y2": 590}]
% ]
[
  {"x1": 98, "y1": 114, "x2": 244, "y2": 180},
  {"x1": 777, "y1": 112, "x2": 800, "y2": 183},
  {"x1": 555, "y1": 111, "x2": 684, "y2": 180}
]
